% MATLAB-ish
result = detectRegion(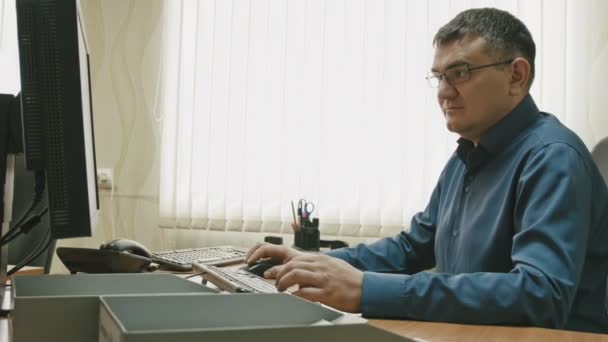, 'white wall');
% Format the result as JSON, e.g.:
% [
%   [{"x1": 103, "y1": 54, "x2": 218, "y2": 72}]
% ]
[{"x1": 51, "y1": 0, "x2": 175, "y2": 273}]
